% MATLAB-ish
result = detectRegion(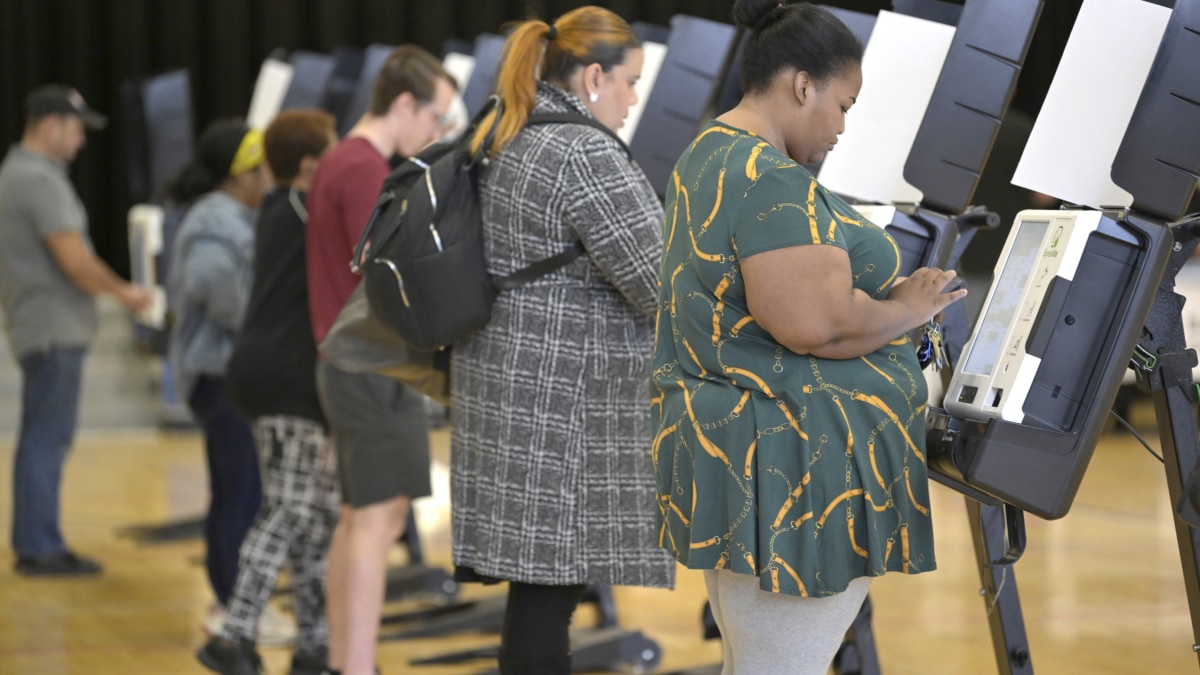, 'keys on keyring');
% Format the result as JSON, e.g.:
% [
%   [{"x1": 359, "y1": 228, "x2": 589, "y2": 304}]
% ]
[{"x1": 918, "y1": 320, "x2": 949, "y2": 371}]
